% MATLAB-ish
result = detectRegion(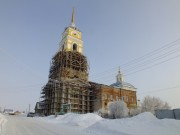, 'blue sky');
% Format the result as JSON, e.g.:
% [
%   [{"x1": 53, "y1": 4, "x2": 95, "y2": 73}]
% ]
[{"x1": 0, "y1": 0, "x2": 180, "y2": 112}]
